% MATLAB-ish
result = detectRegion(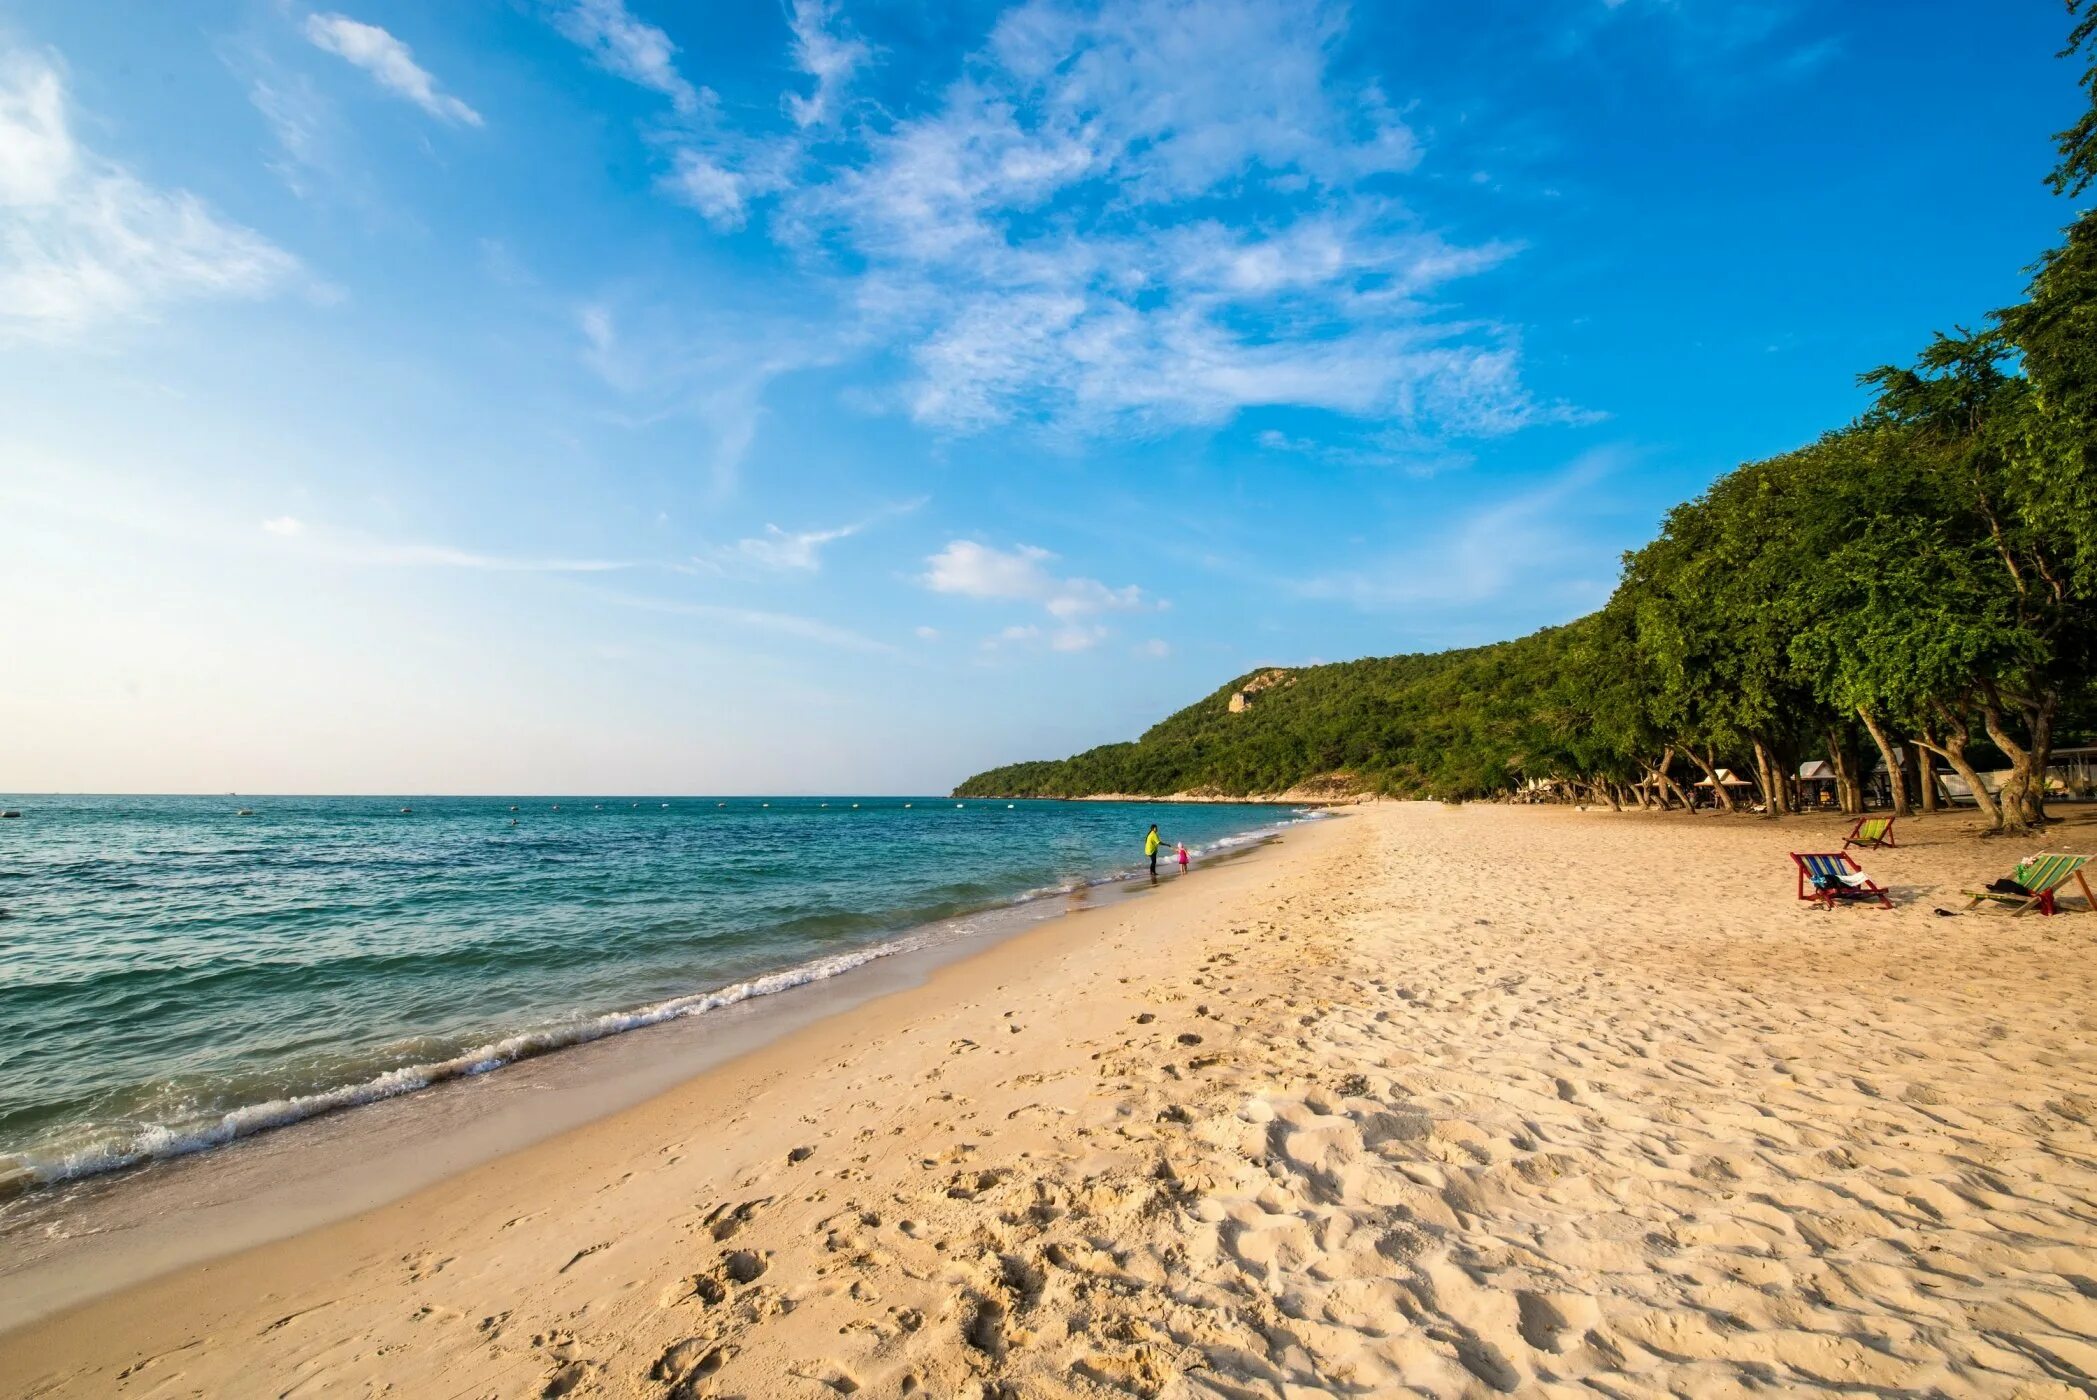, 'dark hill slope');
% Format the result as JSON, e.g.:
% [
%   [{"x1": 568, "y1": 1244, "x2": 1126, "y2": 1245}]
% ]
[{"x1": 953, "y1": 625, "x2": 1584, "y2": 799}]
